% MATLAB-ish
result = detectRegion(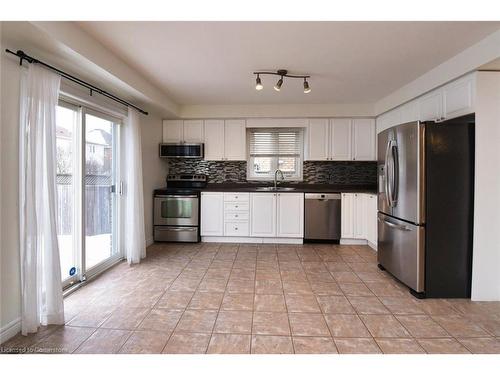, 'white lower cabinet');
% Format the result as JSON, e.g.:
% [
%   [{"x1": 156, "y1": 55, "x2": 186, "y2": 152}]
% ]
[
  {"x1": 341, "y1": 193, "x2": 355, "y2": 238},
  {"x1": 201, "y1": 192, "x2": 304, "y2": 241},
  {"x1": 223, "y1": 192, "x2": 250, "y2": 236},
  {"x1": 249, "y1": 193, "x2": 277, "y2": 237},
  {"x1": 200, "y1": 192, "x2": 224, "y2": 236},
  {"x1": 202, "y1": 191, "x2": 375, "y2": 245},
  {"x1": 341, "y1": 193, "x2": 377, "y2": 247},
  {"x1": 277, "y1": 193, "x2": 304, "y2": 238},
  {"x1": 366, "y1": 194, "x2": 378, "y2": 247},
  {"x1": 353, "y1": 193, "x2": 367, "y2": 239}
]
